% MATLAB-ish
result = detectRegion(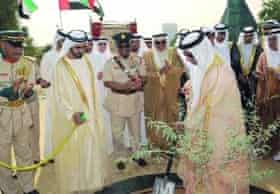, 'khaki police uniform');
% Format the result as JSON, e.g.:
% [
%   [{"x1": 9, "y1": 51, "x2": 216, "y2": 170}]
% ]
[
  {"x1": 23, "y1": 56, "x2": 40, "y2": 162},
  {"x1": 103, "y1": 55, "x2": 146, "y2": 156},
  {"x1": 0, "y1": 56, "x2": 37, "y2": 194}
]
